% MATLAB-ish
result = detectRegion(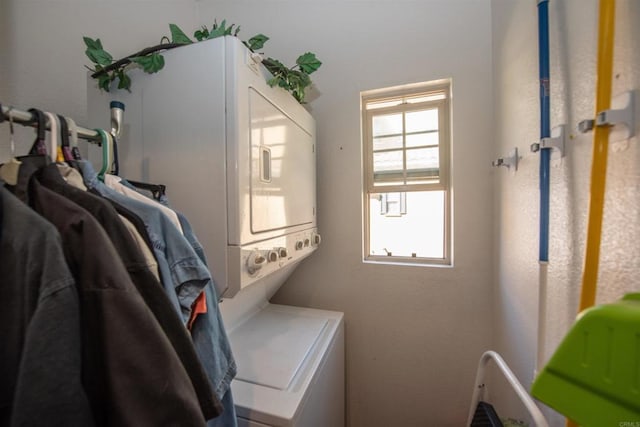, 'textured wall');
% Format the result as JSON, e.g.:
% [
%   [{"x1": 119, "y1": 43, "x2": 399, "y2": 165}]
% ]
[{"x1": 491, "y1": 0, "x2": 640, "y2": 424}]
